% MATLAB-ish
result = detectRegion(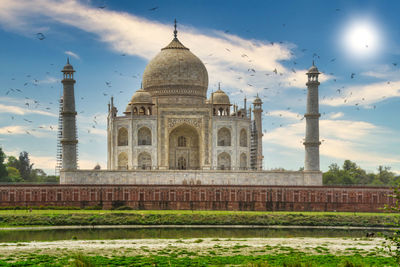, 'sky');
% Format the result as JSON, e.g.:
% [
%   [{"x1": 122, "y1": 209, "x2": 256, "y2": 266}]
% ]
[{"x1": 0, "y1": 0, "x2": 399, "y2": 175}]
